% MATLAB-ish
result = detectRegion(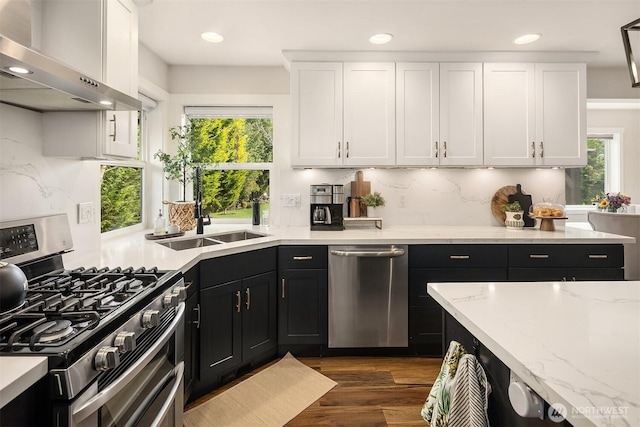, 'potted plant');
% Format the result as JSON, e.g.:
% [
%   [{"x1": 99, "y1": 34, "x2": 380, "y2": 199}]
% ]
[
  {"x1": 360, "y1": 191, "x2": 386, "y2": 217},
  {"x1": 502, "y1": 201, "x2": 524, "y2": 229},
  {"x1": 154, "y1": 125, "x2": 200, "y2": 231}
]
